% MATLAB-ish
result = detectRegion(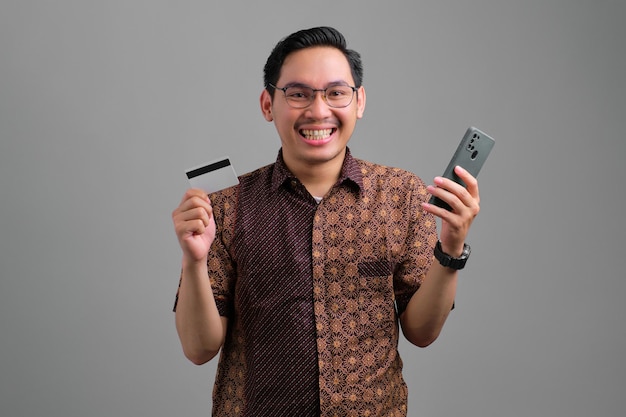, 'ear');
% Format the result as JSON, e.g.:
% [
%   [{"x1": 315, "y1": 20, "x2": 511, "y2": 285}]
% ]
[
  {"x1": 260, "y1": 89, "x2": 274, "y2": 121},
  {"x1": 356, "y1": 86, "x2": 366, "y2": 119}
]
